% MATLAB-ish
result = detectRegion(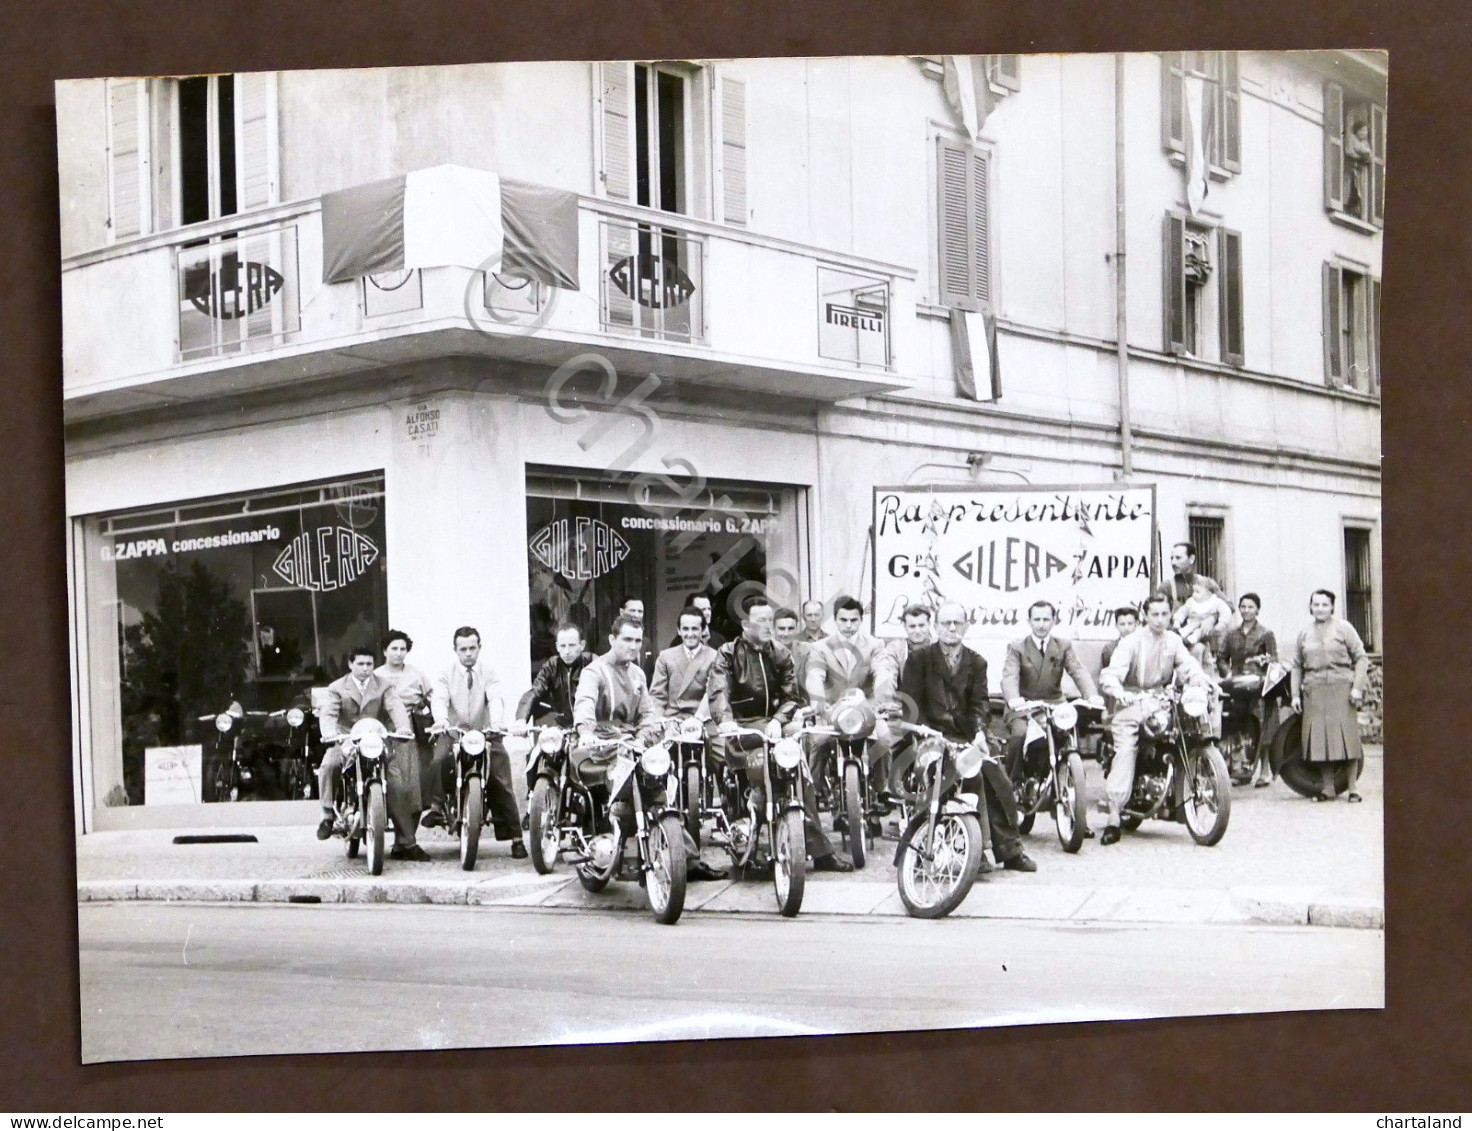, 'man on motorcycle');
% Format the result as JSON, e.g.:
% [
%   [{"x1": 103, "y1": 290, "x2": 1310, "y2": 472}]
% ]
[
  {"x1": 709, "y1": 595, "x2": 854, "y2": 873},
  {"x1": 1097, "y1": 594, "x2": 1210, "y2": 845},
  {"x1": 650, "y1": 606, "x2": 720, "y2": 718},
  {"x1": 519, "y1": 622, "x2": 596, "y2": 727},
  {"x1": 1001, "y1": 601, "x2": 1099, "y2": 780},
  {"x1": 427, "y1": 626, "x2": 527, "y2": 859},
  {"x1": 899, "y1": 603, "x2": 1037, "y2": 872},
  {"x1": 317, "y1": 646, "x2": 424, "y2": 860},
  {"x1": 573, "y1": 615, "x2": 728, "y2": 881}
]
